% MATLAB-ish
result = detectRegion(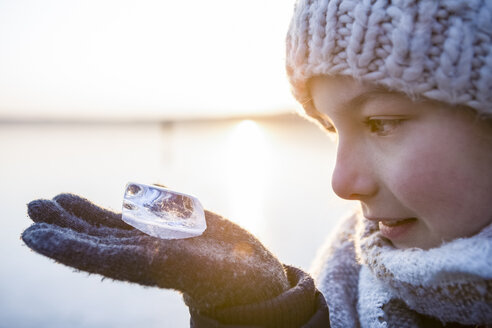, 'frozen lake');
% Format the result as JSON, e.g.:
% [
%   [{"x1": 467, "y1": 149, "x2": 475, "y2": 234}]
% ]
[{"x1": 0, "y1": 115, "x2": 353, "y2": 327}]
